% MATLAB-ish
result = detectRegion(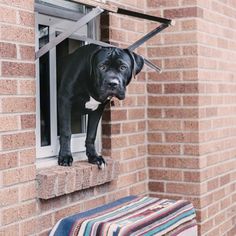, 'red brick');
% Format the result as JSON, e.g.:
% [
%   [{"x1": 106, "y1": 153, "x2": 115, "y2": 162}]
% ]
[
  {"x1": 37, "y1": 172, "x2": 57, "y2": 199},
  {"x1": 2, "y1": 131, "x2": 35, "y2": 150},
  {"x1": 19, "y1": 181, "x2": 36, "y2": 201},
  {"x1": 148, "y1": 120, "x2": 182, "y2": 131},
  {"x1": 2, "y1": 206, "x2": 19, "y2": 225},
  {"x1": 165, "y1": 108, "x2": 199, "y2": 118},
  {"x1": 0, "y1": 24, "x2": 34, "y2": 43},
  {"x1": 118, "y1": 173, "x2": 138, "y2": 188},
  {"x1": 128, "y1": 133, "x2": 145, "y2": 145},
  {"x1": 149, "y1": 169, "x2": 182, "y2": 181},
  {"x1": 207, "y1": 178, "x2": 219, "y2": 192},
  {"x1": 148, "y1": 71, "x2": 181, "y2": 82},
  {"x1": 102, "y1": 123, "x2": 121, "y2": 135},
  {"x1": 0, "y1": 224, "x2": 19, "y2": 235},
  {"x1": 148, "y1": 144, "x2": 180, "y2": 155},
  {"x1": 19, "y1": 200, "x2": 37, "y2": 220},
  {"x1": 149, "y1": 181, "x2": 165, "y2": 192},
  {"x1": 148, "y1": 46, "x2": 181, "y2": 58},
  {"x1": 0, "y1": 42, "x2": 16, "y2": 59},
  {"x1": 137, "y1": 121, "x2": 146, "y2": 131},
  {"x1": 164, "y1": 7, "x2": 203, "y2": 18},
  {"x1": 184, "y1": 144, "x2": 199, "y2": 155},
  {"x1": 0, "y1": 6, "x2": 16, "y2": 23},
  {"x1": 121, "y1": 146, "x2": 137, "y2": 159},
  {"x1": 18, "y1": 80, "x2": 36, "y2": 95},
  {"x1": 3, "y1": 165, "x2": 36, "y2": 186},
  {"x1": 120, "y1": 17, "x2": 136, "y2": 31},
  {"x1": 183, "y1": 70, "x2": 198, "y2": 81},
  {"x1": 130, "y1": 182, "x2": 147, "y2": 195},
  {"x1": 104, "y1": 109, "x2": 127, "y2": 121},
  {"x1": 127, "y1": 83, "x2": 145, "y2": 94},
  {"x1": 165, "y1": 157, "x2": 200, "y2": 169},
  {"x1": 37, "y1": 214, "x2": 53, "y2": 234},
  {"x1": 164, "y1": 32, "x2": 198, "y2": 44},
  {"x1": 164, "y1": 83, "x2": 200, "y2": 94},
  {"x1": 165, "y1": 132, "x2": 199, "y2": 143},
  {"x1": 148, "y1": 132, "x2": 162, "y2": 142},
  {"x1": 20, "y1": 218, "x2": 37, "y2": 236},
  {"x1": 0, "y1": 0, "x2": 34, "y2": 10},
  {"x1": 109, "y1": 28, "x2": 126, "y2": 42},
  {"x1": 82, "y1": 196, "x2": 106, "y2": 212},
  {"x1": 19, "y1": 45, "x2": 35, "y2": 60},
  {"x1": 181, "y1": 19, "x2": 198, "y2": 31},
  {"x1": 0, "y1": 115, "x2": 19, "y2": 132},
  {"x1": 0, "y1": 80, "x2": 17, "y2": 94},
  {"x1": 55, "y1": 203, "x2": 82, "y2": 222},
  {"x1": 1, "y1": 97, "x2": 35, "y2": 113},
  {"x1": 18, "y1": 10, "x2": 34, "y2": 27},
  {"x1": 164, "y1": 57, "x2": 198, "y2": 69},
  {"x1": 21, "y1": 114, "x2": 36, "y2": 129},
  {"x1": 19, "y1": 148, "x2": 36, "y2": 166},
  {"x1": 0, "y1": 187, "x2": 19, "y2": 206},
  {"x1": 184, "y1": 171, "x2": 202, "y2": 182},
  {"x1": 148, "y1": 96, "x2": 181, "y2": 106},
  {"x1": 137, "y1": 95, "x2": 146, "y2": 106},
  {"x1": 147, "y1": 84, "x2": 162, "y2": 93},
  {"x1": 111, "y1": 136, "x2": 128, "y2": 148},
  {"x1": 121, "y1": 96, "x2": 136, "y2": 106},
  {"x1": 147, "y1": 108, "x2": 162, "y2": 118},
  {"x1": 147, "y1": 0, "x2": 179, "y2": 8},
  {"x1": 166, "y1": 182, "x2": 201, "y2": 195},
  {"x1": 2, "y1": 61, "x2": 35, "y2": 77},
  {"x1": 128, "y1": 108, "x2": 145, "y2": 119},
  {"x1": 0, "y1": 151, "x2": 18, "y2": 170},
  {"x1": 138, "y1": 144, "x2": 146, "y2": 156}
]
